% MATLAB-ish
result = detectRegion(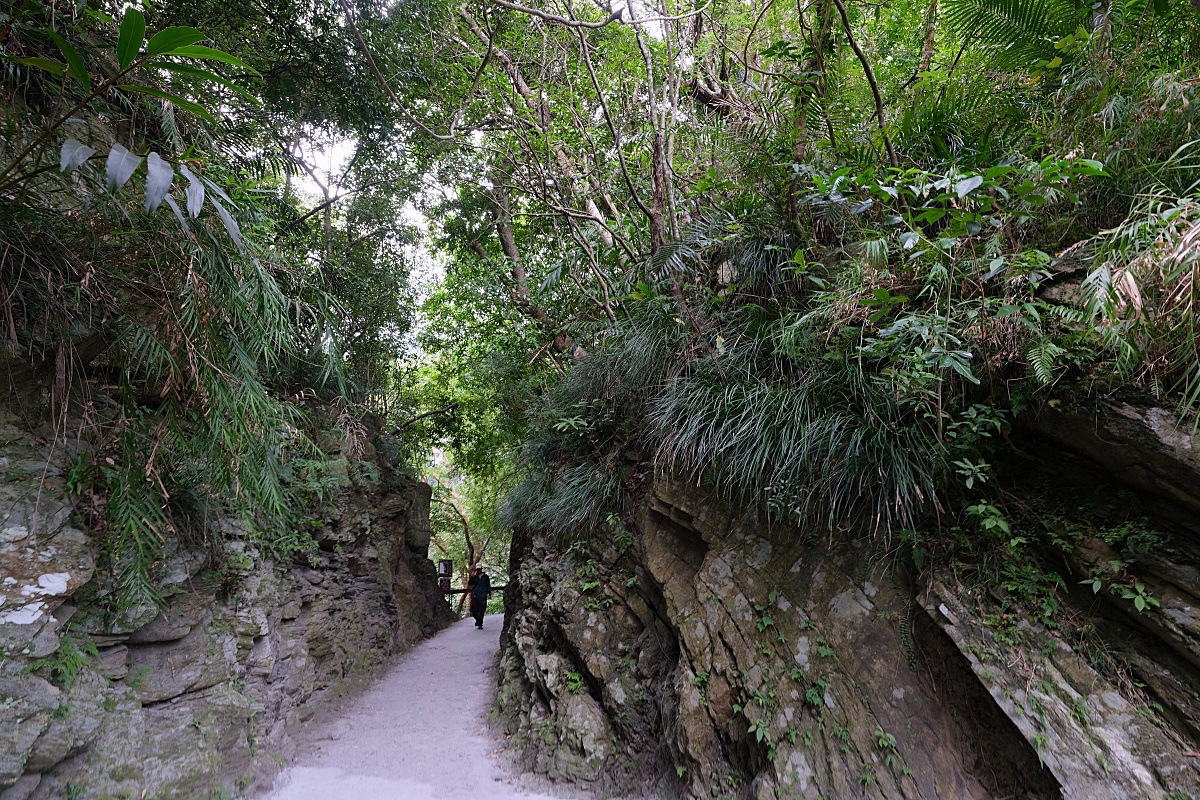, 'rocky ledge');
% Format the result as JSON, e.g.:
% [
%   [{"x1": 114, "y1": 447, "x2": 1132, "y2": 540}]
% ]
[
  {"x1": 0, "y1": 414, "x2": 453, "y2": 800},
  {"x1": 496, "y1": 400, "x2": 1200, "y2": 799}
]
